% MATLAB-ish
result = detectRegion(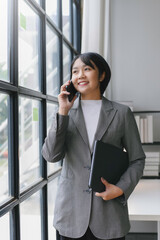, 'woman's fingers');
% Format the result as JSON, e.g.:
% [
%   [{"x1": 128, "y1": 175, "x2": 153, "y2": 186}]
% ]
[
  {"x1": 59, "y1": 90, "x2": 70, "y2": 96},
  {"x1": 59, "y1": 81, "x2": 71, "y2": 100},
  {"x1": 60, "y1": 80, "x2": 70, "y2": 92}
]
